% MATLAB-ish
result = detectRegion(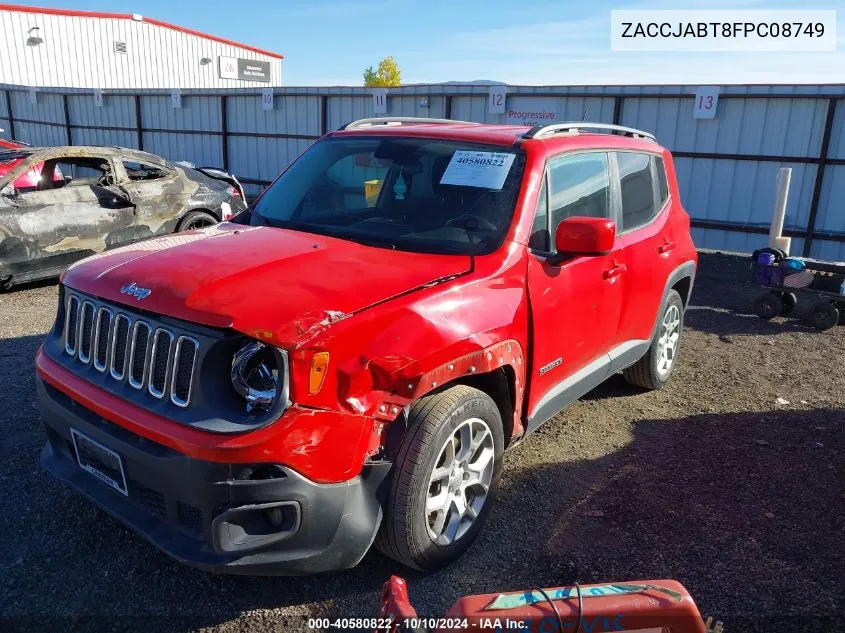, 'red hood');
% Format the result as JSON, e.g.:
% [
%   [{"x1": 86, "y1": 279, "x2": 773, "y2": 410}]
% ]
[{"x1": 62, "y1": 224, "x2": 472, "y2": 347}]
